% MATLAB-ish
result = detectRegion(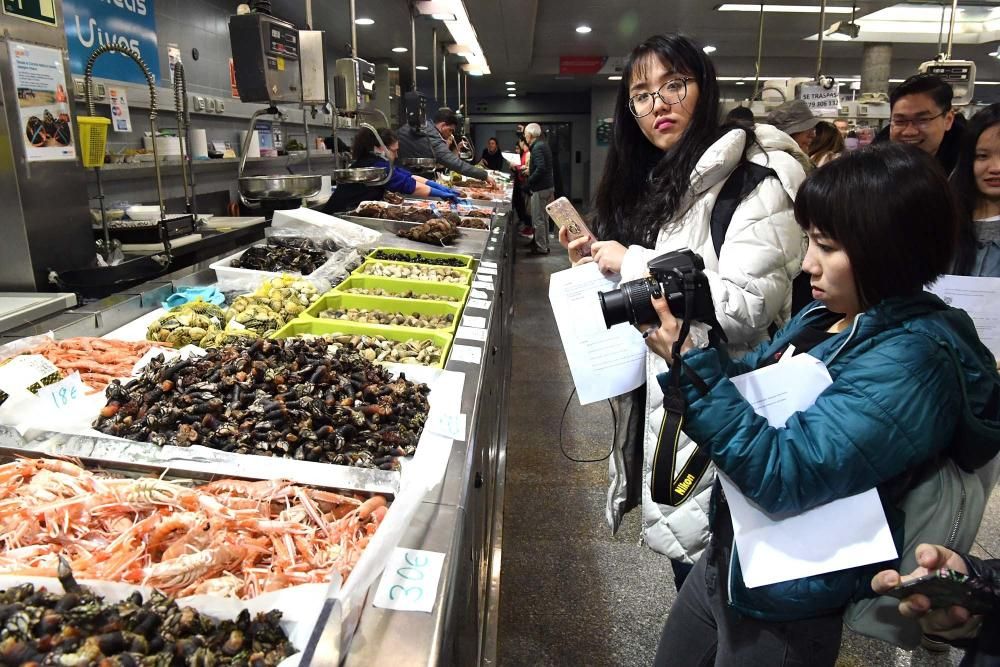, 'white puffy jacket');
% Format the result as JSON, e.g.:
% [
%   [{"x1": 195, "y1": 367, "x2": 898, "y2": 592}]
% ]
[{"x1": 605, "y1": 125, "x2": 808, "y2": 562}]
